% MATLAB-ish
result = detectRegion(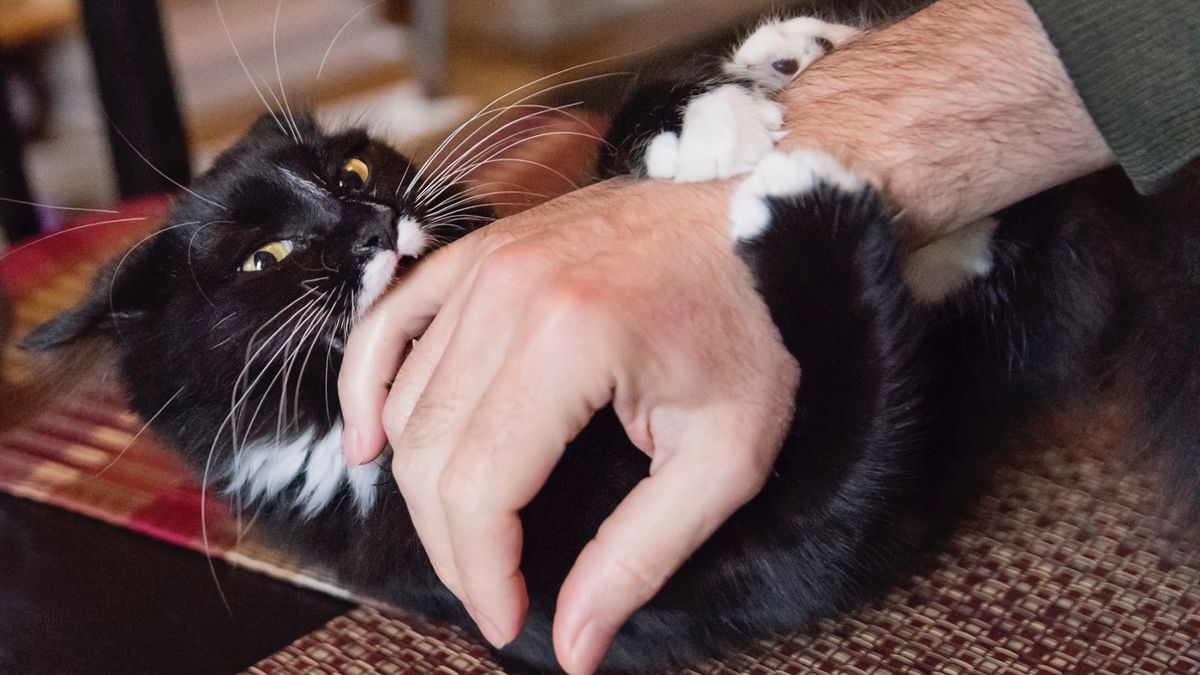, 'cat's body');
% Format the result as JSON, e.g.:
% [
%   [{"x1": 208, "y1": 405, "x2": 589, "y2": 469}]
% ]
[{"x1": 23, "y1": 16, "x2": 1200, "y2": 673}]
